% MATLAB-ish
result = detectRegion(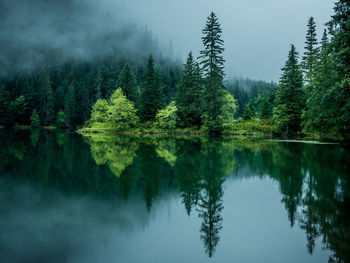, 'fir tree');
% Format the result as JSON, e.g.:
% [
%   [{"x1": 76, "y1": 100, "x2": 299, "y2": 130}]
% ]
[
  {"x1": 140, "y1": 55, "x2": 163, "y2": 121},
  {"x1": 0, "y1": 84, "x2": 10, "y2": 125},
  {"x1": 39, "y1": 73, "x2": 55, "y2": 125},
  {"x1": 243, "y1": 100, "x2": 255, "y2": 120},
  {"x1": 198, "y1": 12, "x2": 226, "y2": 133},
  {"x1": 274, "y1": 45, "x2": 305, "y2": 135},
  {"x1": 302, "y1": 17, "x2": 319, "y2": 86},
  {"x1": 117, "y1": 63, "x2": 138, "y2": 103},
  {"x1": 176, "y1": 52, "x2": 203, "y2": 127},
  {"x1": 64, "y1": 85, "x2": 76, "y2": 127}
]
